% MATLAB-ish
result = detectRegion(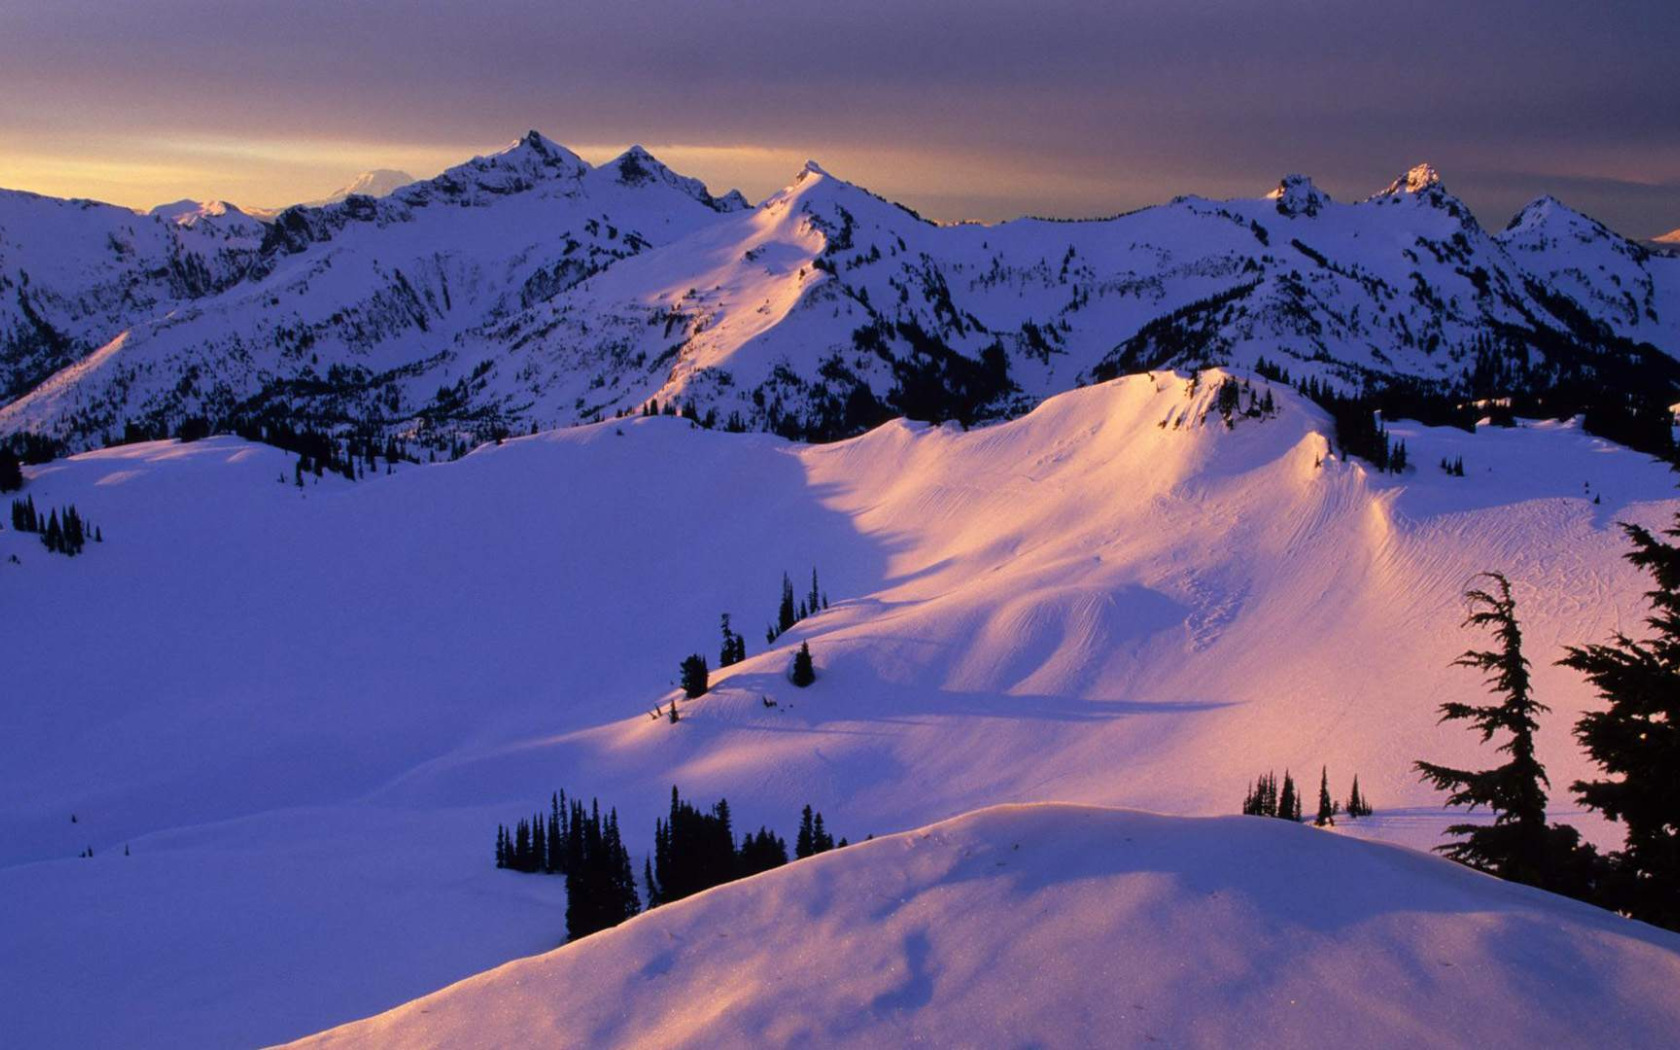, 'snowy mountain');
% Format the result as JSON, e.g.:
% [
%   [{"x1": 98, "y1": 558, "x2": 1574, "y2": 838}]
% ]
[
  {"x1": 3, "y1": 371, "x2": 1676, "y2": 1046},
  {"x1": 301, "y1": 168, "x2": 416, "y2": 207},
  {"x1": 0, "y1": 189, "x2": 269, "y2": 401},
  {"x1": 0, "y1": 132, "x2": 749, "y2": 446},
  {"x1": 0, "y1": 135, "x2": 1676, "y2": 453},
  {"x1": 288, "y1": 805, "x2": 1680, "y2": 1050}
]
